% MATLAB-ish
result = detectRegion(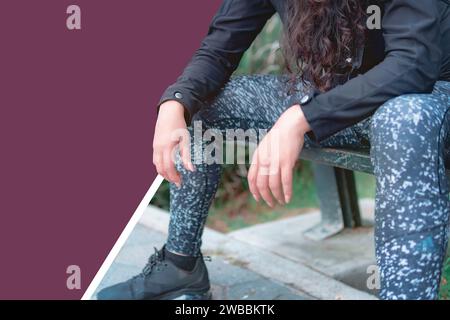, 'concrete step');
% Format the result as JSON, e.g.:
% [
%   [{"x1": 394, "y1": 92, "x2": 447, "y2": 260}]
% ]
[
  {"x1": 227, "y1": 200, "x2": 377, "y2": 296},
  {"x1": 93, "y1": 224, "x2": 309, "y2": 300},
  {"x1": 141, "y1": 205, "x2": 377, "y2": 300}
]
